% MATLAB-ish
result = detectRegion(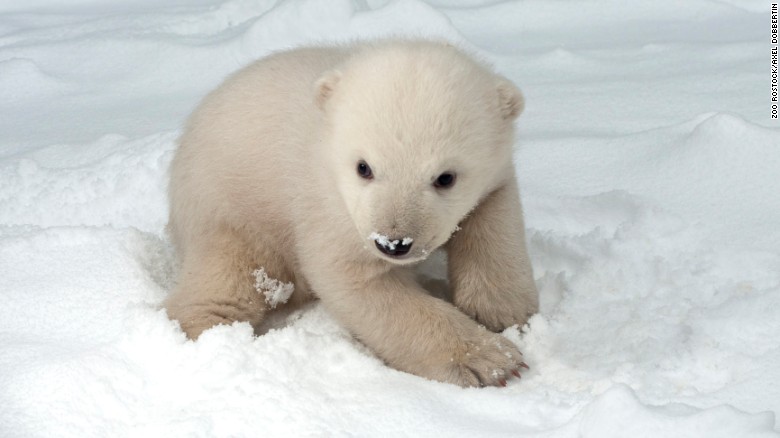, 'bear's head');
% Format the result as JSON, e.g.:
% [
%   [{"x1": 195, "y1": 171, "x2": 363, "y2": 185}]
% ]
[{"x1": 315, "y1": 41, "x2": 523, "y2": 265}]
